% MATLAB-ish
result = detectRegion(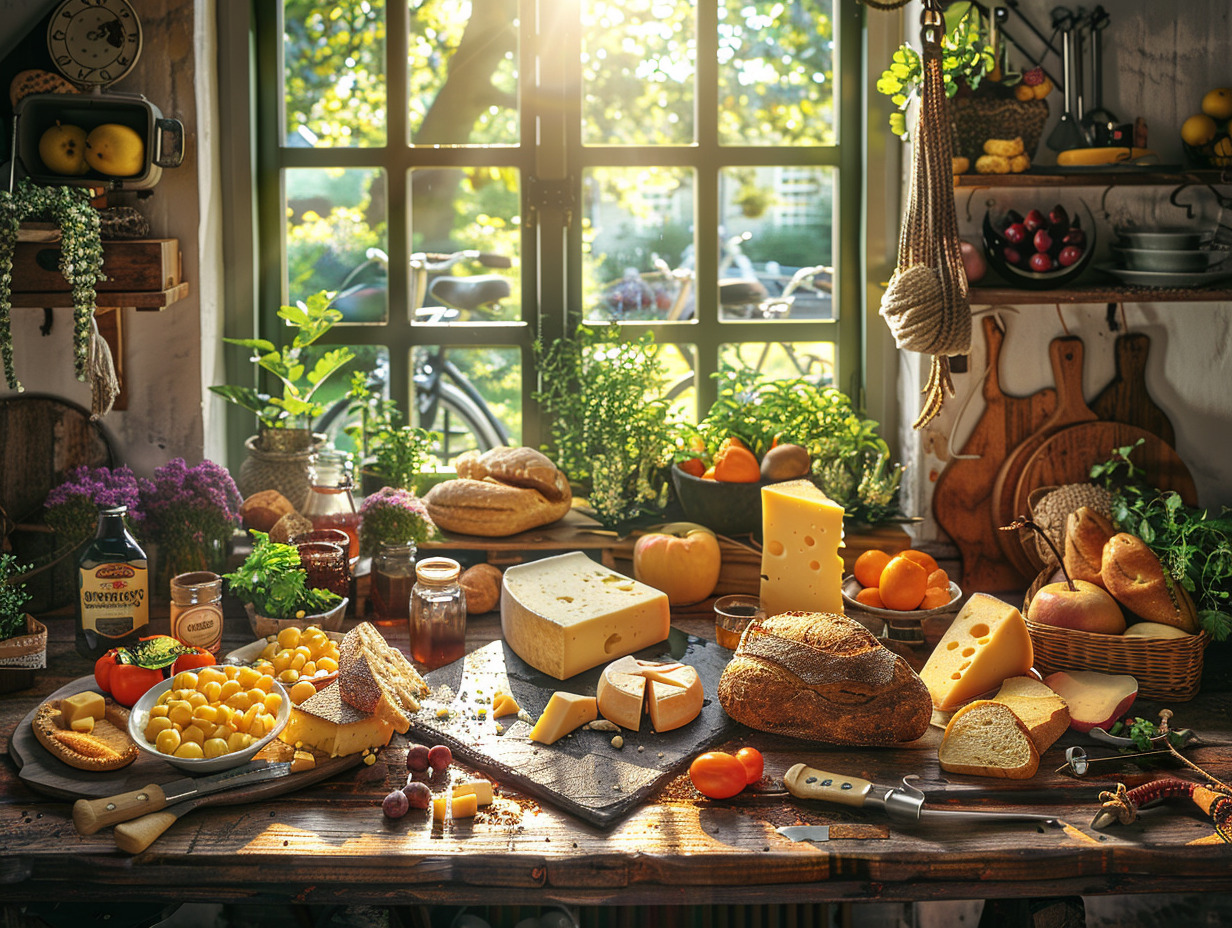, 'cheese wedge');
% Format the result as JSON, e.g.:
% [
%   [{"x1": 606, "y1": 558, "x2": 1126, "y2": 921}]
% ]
[
  {"x1": 644, "y1": 663, "x2": 703, "y2": 733},
  {"x1": 278, "y1": 683, "x2": 395, "y2": 757},
  {"x1": 528, "y1": 692, "x2": 598, "y2": 745},
  {"x1": 501, "y1": 552, "x2": 670, "y2": 679},
  {"x1": 919, "y1": 594, "x2": 1034, "y2": 710},
  {"x1": 491, "y1": 690, "x2": 522, "y2": 718},
  {"x1": 759, "y1": 479, "x2": 845, "y2": 617},
  {"x1": 596, "y1": 657, "x2": 704, "y2": 732},
  {"x1": 596, "y1": 655, "x2": 647, "y2": 731}
]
